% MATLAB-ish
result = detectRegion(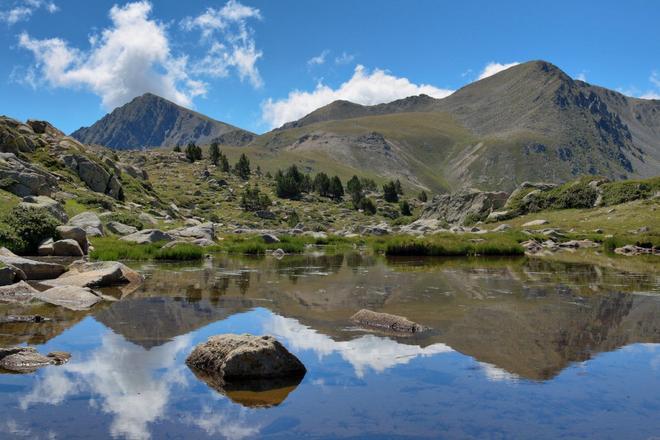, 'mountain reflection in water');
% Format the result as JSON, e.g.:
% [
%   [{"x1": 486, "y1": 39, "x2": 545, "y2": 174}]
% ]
[{"x1": 0, "y1": 254, "x2": 658, "y2": 439}]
